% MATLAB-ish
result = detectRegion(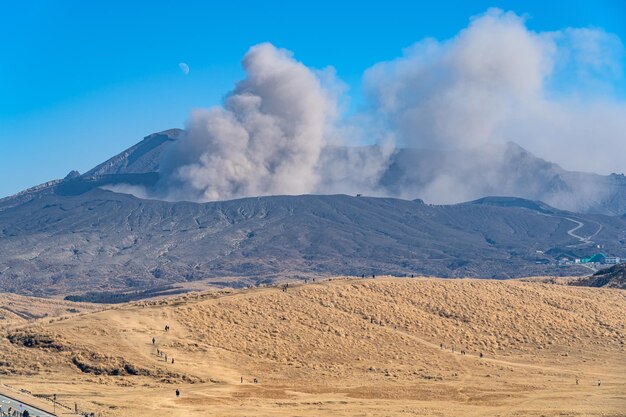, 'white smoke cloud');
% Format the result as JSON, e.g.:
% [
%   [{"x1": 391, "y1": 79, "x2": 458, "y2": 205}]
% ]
[
  {"x1": 160, "y1": 43, "x2": 339, "y2": 201},
  {"x1": 363, "y1": 8, "x2": 626, "y2": 175},
  {"x1": 142, "y1": 9, "x2": 626, "y2": 211}
]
